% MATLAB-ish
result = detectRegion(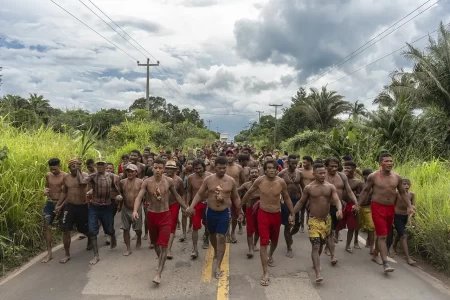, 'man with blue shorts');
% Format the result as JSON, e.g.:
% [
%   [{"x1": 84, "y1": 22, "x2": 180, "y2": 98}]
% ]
[
  {"x1": 186, "y1": 156, "x2": 242, "y2": 279},
  {"x1": 278, "y1": 155, "x2": 303, "y2": 258}
]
